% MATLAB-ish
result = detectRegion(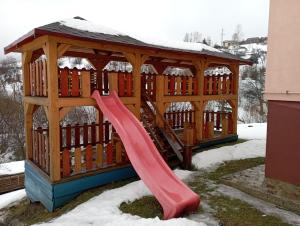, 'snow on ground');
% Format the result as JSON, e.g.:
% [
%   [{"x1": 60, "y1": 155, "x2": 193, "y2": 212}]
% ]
[
  {"x1": 35, "y1": 170, "x2": 205, "y2": 226},
  {"x1": 192, "y1": 123, "x2": 267, "y2": 170},
  {"x1": 0, "y1": 160, "x2": 24, "y2": 175},
  {"x1": 0, "y1": 189, "x2": 26, "y2": 210},
  {"x1": 237, "y1": 123, "x2": 267, "y2": 140}
]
